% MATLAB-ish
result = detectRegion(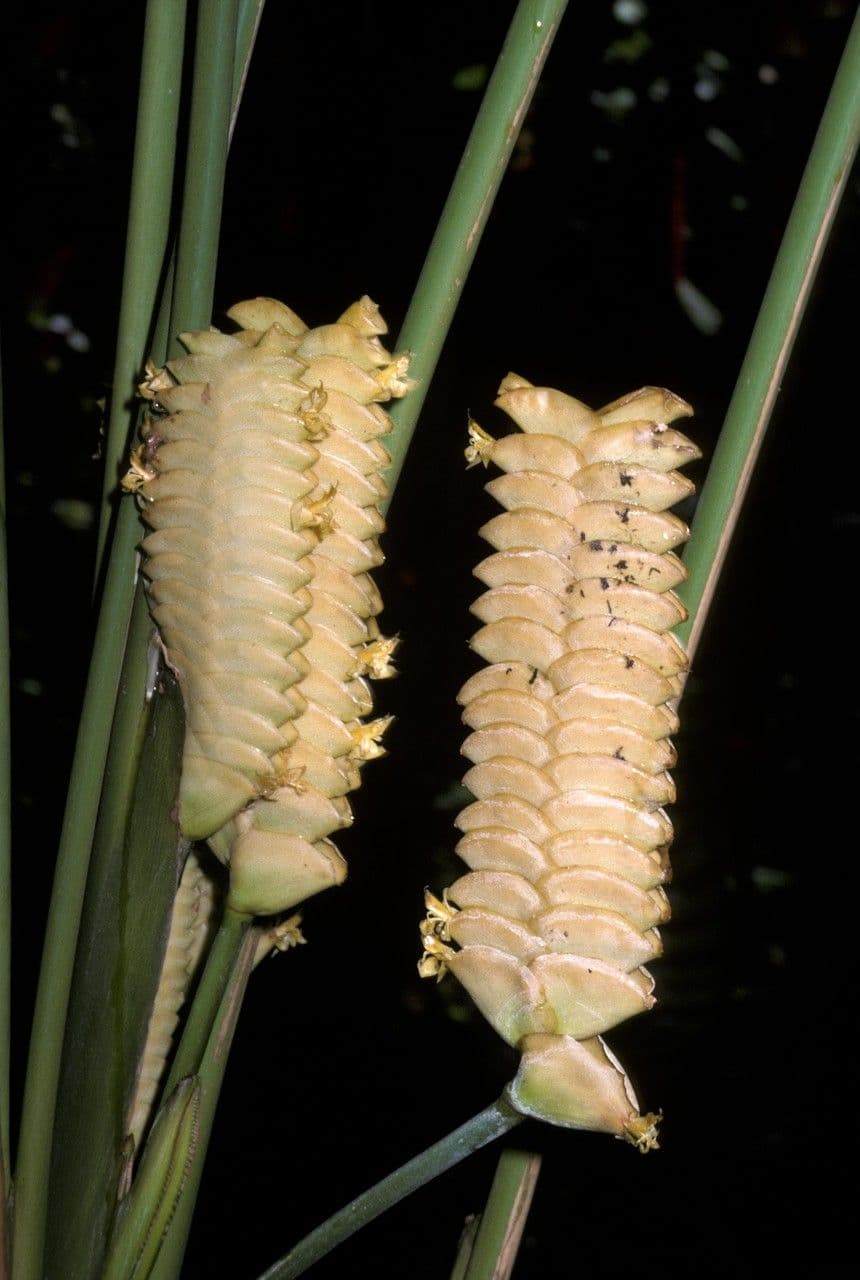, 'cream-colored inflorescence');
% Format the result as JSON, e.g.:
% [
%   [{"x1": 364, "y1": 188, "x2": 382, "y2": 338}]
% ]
[
  {"x1": 127, "y1": 296, "x2": 408, "y2": 916},
  {"x1": 420, "y1": 375, "x2": 699, "y2": 1151}
]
